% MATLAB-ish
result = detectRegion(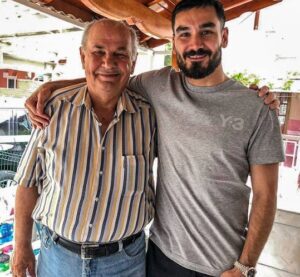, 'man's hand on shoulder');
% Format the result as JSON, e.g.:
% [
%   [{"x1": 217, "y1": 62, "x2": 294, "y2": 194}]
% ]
[
  {"x1": 25, "y1": 82, "x2": 53, "y2": 129},
  {"x1": 25, "y1": 77, "x2": 85, "y2": 129},
  {"x1": 249, "y1": 84, "x2": 280, "y2": 112}
]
